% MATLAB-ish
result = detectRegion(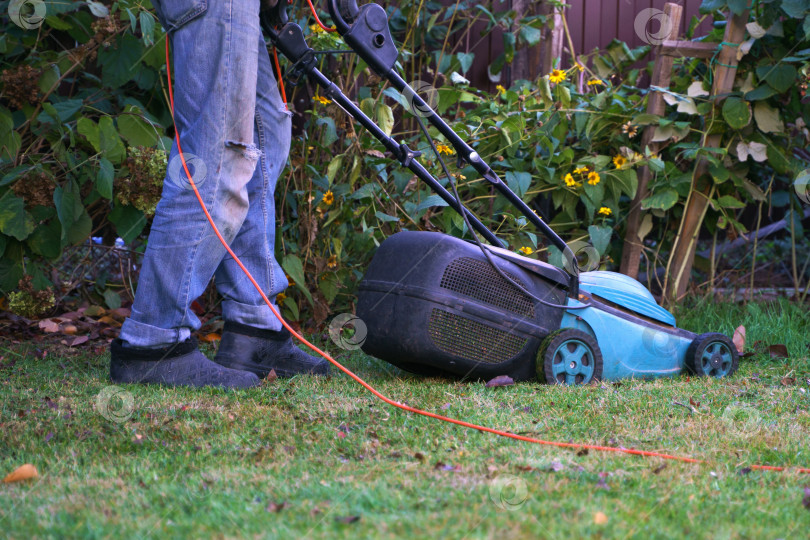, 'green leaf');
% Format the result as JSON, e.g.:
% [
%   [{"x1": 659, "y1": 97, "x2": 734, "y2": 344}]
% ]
[
  {"x1": 96, "y1": 158, "x2": 114, "y2": 199},
  {"x1": 457, "y1": 52, "x2": 474, "y2": 74},
  {"x1": 609, "y1": 169, "x2": 638, "y2": 199},
  {"x1": 753, "y1": 102, "x2": 784, "y2": 133},
  {"x1": 505, "y1": 171, "x2": 531, "y2": 198},
  {"x1": 376, "y1": 104, "x2": 394, "y2": 137},
  {"x1": 756, "y1": 64, "x2": 797, "y2": 93},
  {"x1": 27, "y1": 220, "x2": 61, "y2": 259},
  {"x1": 108, "y1": 204, "x2": 146, "y2": 244},
  {"x1": 53, "y1": 181, "x2": 83, "y2": 236},
  {"x1": 281, "y1": 254, "x2": 313, "y2": 306},
  {"x1": 326, "y1": 155, "x2": 343, "y2": 184},
  {"x1": 588, "y1": 225, "x2": 612, "y2": 256},
  {"x1": 281, "y1": 295, "x2": 299, "y2": 320},
  {"x1": 117, "y1": 111, "x2": 160, "y2": 147},
  {"x1": 716, "y1": 195, "x2": 746, "y2": 209},
  {"x1": 641, "y1": 188, "x2": 679, "y2": 211},
  {"x1": 781, "y1": 0, "x2": 809, "y2": 19},
  {"x1": 415, "y1": 194, "x2": 449, "y2": 212},
  {"x1": 721, "y1": 97, "x2": 751, "y2": 129},
  {"x1": 103, "y1": 289, "x2": 122, "y2": 310},
  {"x1": 727, "y1": 0, "x2": 749, "y2": 15},
  {"x1": 99, "y1": 116, "x2": 126, "y2": 164},
  {"x1": 518, "y1": 24, "x2": 542, "y2": 46},
  {"x1": 65, "y1": 211, "x2": 92, "y2": 245},
  {"x1": 139, "y1": 11, "x2": 155, "y2": 45},
  {"x1": 98, "y1": 33, "x2": 143, "y2": 88},
  {"x1": 744, "y1": 84, "x2": 777, "y2": 101},
  {"x1": 316, "y1": 117, "x2": 338, "y2": 146},
  {"x1": 0, "y1": 195, "x2": 35, "y2": 241},
  {"x1": 77, "y1": 117, "x2": 101, "y2": 152},
  {"x1": 318, "y1": 273, "x2": 340, "y2": 303},
  {"x1": 374, "y1": 211, "x2": 400, "y2": 222}
]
